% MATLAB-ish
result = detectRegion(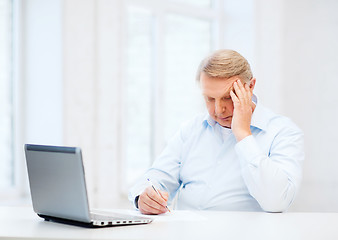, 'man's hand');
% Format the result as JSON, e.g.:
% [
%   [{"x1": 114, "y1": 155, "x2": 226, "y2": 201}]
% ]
[
  {"x1": 138, "y1": 186, "x2": 169, "y2": 215},
  {"x1": 230, "y1": 79, "x2": 254, "y2": 142}
]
